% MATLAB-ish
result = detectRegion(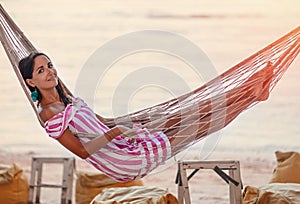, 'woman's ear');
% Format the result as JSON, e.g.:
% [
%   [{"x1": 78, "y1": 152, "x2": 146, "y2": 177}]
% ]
[{"x1": 26, "y1": 78, "x2": 35, "y2": 88}]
